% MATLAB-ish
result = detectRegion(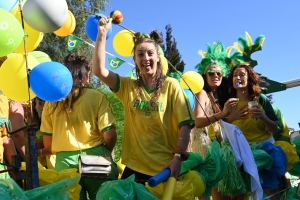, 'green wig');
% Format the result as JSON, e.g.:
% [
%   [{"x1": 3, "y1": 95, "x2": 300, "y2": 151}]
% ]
[{"x1": 195, "y1": 42, "x2": 229, "y2": 76}]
